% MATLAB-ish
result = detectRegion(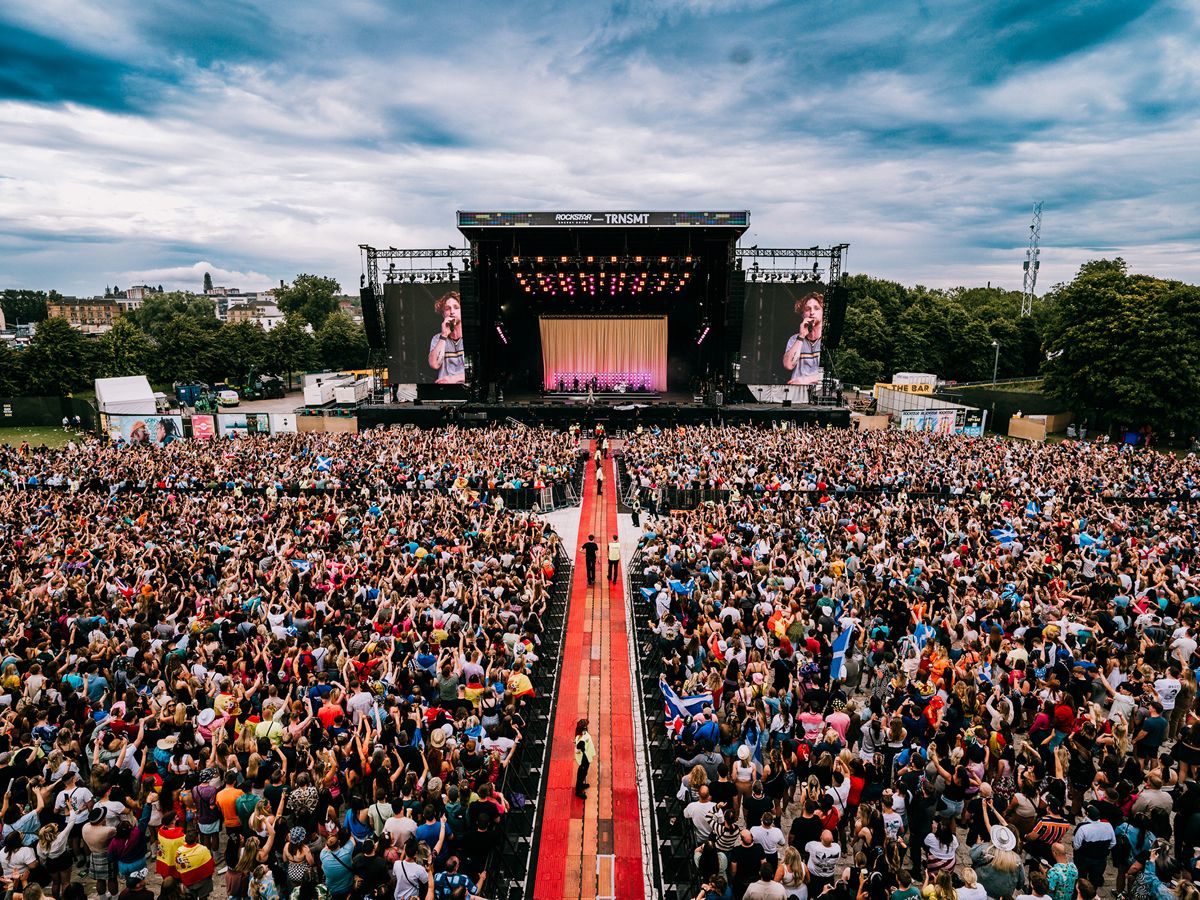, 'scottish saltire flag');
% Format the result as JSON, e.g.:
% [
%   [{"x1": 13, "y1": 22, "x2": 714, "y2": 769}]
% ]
[
  {"x1": 830, "y1": 624, "x2": 856, "y2": 682},
  {"x1": 314, "y1": 456, "x2": 333, "y2": 472},
  {"x1": 990, "y1": 527, "x2": 1018, "y2": 543},
  {"x1": 913, "y1": 622, "x2": 935, "y2": 651},
  {"x1": 290, "y1": 559, "x2": 312, "y2": 572},
  {"x1": 1025, "y1": 501, "x2": 1040, "y2": 518},
  {"x1": 660, "y1": 677, "x2": 711, "y2": 722}
]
